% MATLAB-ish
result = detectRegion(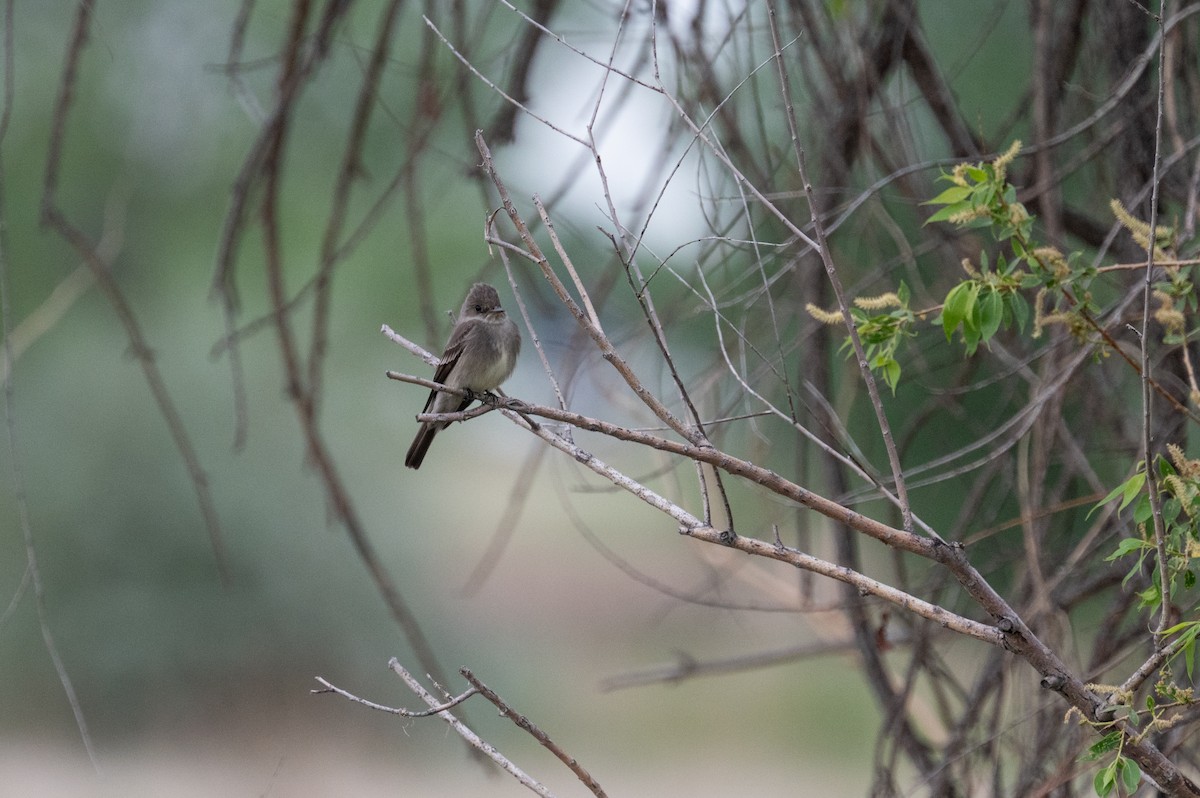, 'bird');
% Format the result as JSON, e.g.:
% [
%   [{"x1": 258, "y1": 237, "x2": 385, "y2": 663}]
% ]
[{"x1": 404, "y1": 282, "x2": 521, "y2": 469}]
